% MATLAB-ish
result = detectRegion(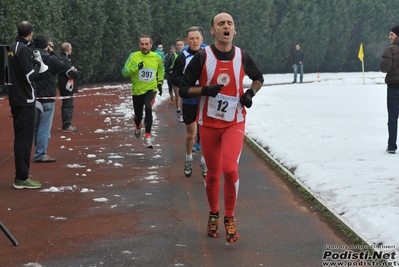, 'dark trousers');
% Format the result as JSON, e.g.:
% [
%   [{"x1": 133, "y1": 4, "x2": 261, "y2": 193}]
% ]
[
  {"x1": 166, "y1": 75, "x2": 173, "y2": 93},
  {"x1": 387, "y1": 86, "x2": 399, "y2": 151},
  {"x1": 132, "y1": 90, "x2": 156, "y2": 134},
  {"x1": 11, "y1": 105, "x2": 35, "y2": 181},
  {"x1": 61, "y1": 97, "x2": 74, "y2": 129}
]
